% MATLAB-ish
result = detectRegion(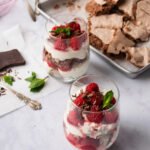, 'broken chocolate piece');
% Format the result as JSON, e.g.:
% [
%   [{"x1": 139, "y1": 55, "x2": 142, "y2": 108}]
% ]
[{"x1": 0, "y1": 49, "x2": 25, "y2": 71}]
